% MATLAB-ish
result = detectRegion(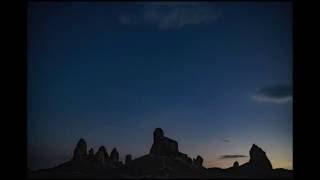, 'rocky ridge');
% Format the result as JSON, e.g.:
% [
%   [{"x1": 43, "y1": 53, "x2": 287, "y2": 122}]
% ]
[{"x1": 29, "y1": 128, "x2": 293, "y2": 178}]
